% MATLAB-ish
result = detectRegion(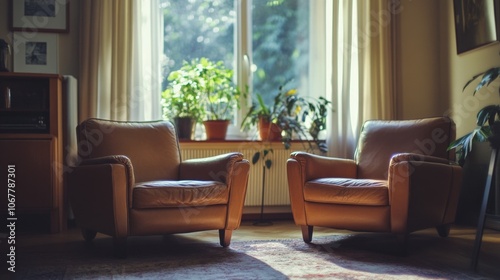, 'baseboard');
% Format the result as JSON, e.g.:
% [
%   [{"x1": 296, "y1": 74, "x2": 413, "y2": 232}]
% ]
[{"x1": 242, "y1": 205, "x2": 293, "y2": 221}]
